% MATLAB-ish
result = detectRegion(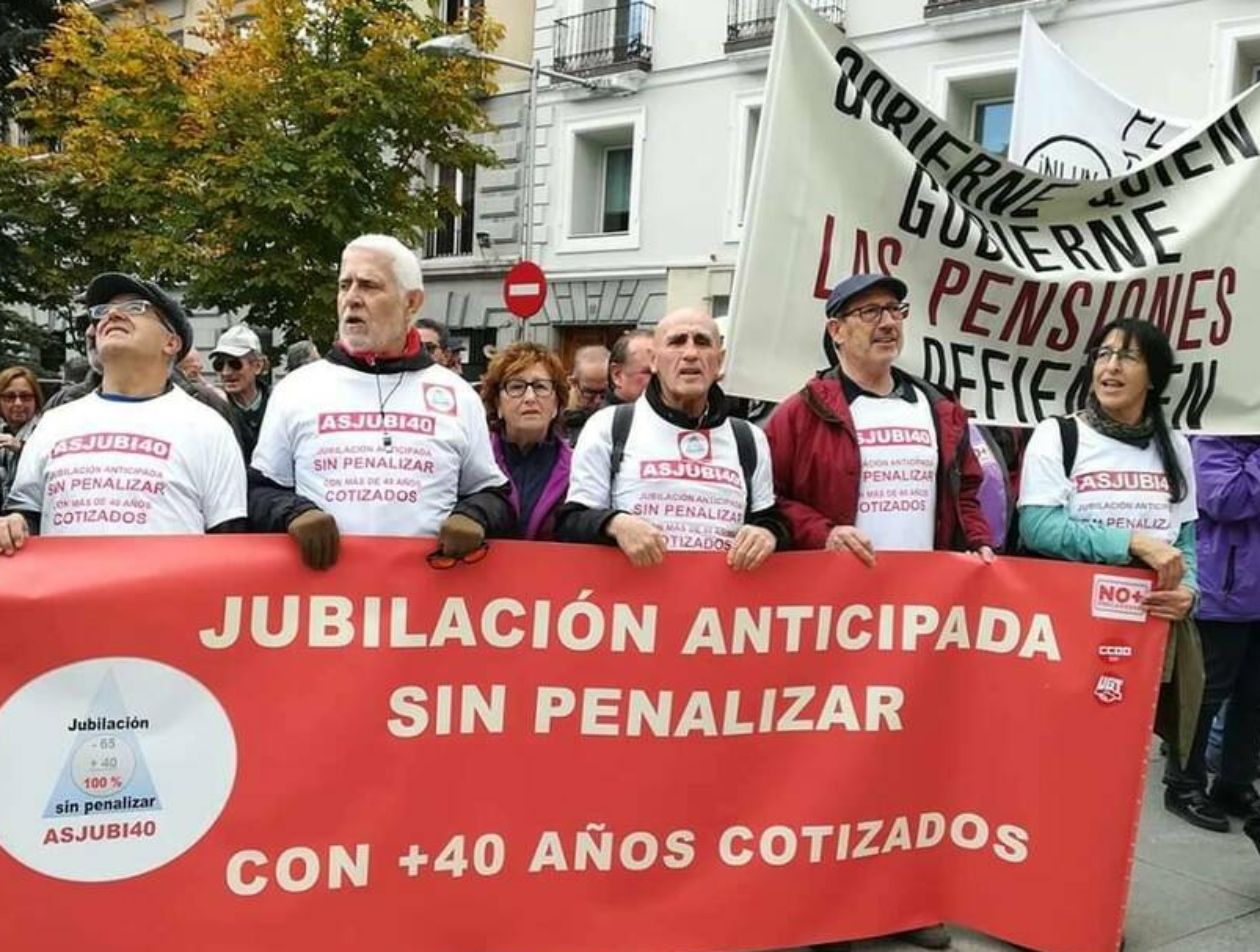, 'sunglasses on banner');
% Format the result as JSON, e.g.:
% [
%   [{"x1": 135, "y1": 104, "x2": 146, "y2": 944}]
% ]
[{"x1": 426, "y1": 542, "x2": 491, "y2": 570}]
